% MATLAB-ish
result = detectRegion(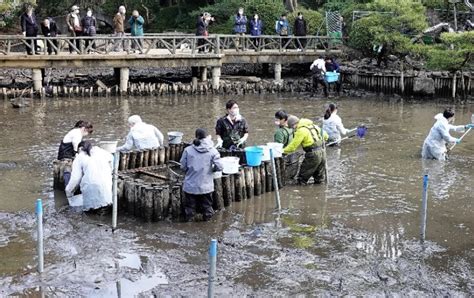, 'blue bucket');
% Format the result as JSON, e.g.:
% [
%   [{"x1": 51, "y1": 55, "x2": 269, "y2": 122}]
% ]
[
  {"x1": 244, "y1": 146, "x2": 264, "y2": 167},
  {"x1": 325, "y1": 71, "x2": 340, "y2": 83}
]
